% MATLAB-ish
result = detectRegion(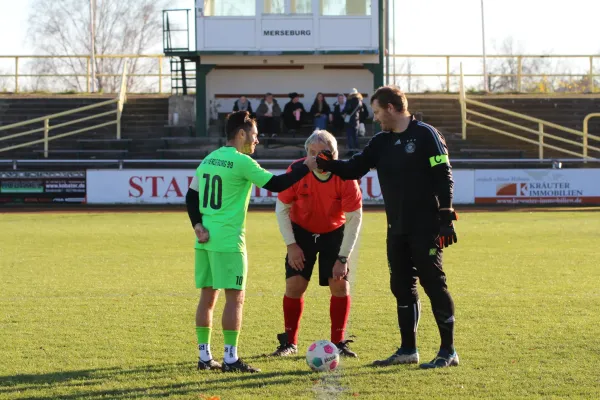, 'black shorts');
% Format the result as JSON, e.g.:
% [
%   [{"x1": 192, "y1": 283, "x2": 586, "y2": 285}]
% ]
[{"x1": 285, "y1": 222, "x2": 345, "y2": 286}]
